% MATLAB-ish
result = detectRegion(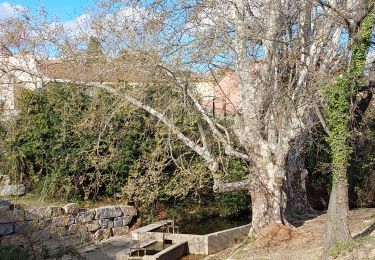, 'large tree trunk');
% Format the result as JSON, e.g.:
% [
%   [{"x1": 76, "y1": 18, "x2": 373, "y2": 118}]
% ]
[
  {"x1": 250, "y1": 180, "x2": 284, "y2": 230},
  {"x1": 323, "y1": 172, "x2": 352, "y2": 257},
  {"x1": 250, "y1": 153, "x2": 286, "y2": 230},
  {"x1": 284, "y1": 137, "x2": 313, "y2": 219},
  {"x1": 250, "y1": 135, "x2": 316, "y2": 231}
]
